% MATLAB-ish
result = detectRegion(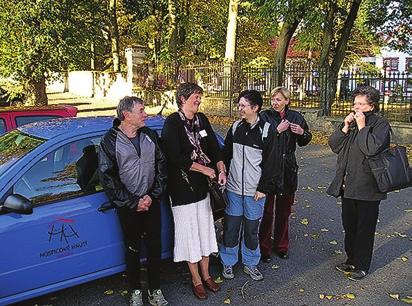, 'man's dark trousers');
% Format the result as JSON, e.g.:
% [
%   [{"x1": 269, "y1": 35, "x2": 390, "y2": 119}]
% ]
[{"x1": 117, "y1": 200, "x2": 161, "y2": 291}]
